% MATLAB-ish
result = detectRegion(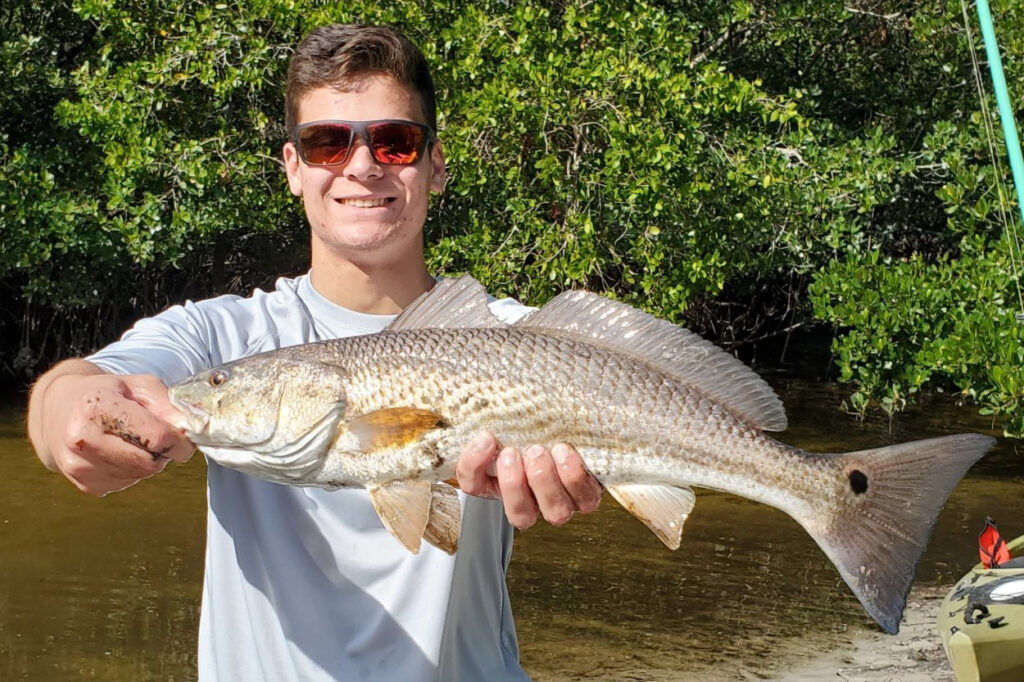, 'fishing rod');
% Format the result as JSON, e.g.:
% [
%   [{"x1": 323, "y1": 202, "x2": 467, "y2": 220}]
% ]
[{"x1": 966, "y1": 0, "x2": 1024, "y2": 320}]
